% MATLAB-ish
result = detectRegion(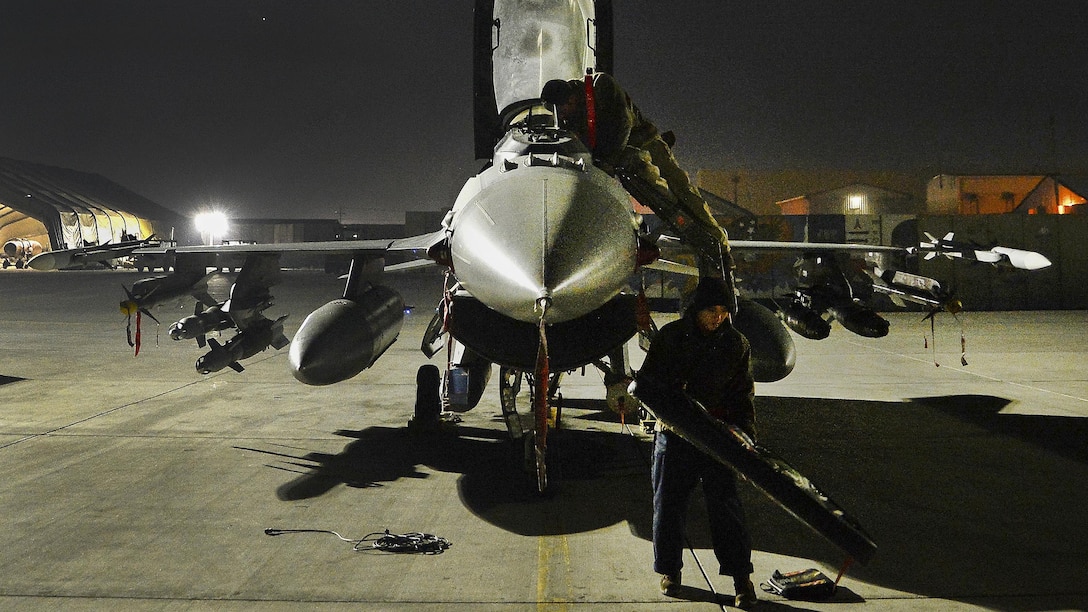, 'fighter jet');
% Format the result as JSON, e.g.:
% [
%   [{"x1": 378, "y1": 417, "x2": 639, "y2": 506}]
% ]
[
  {"x1": 3, "y1": 238, "x2": 43, "y2": 268},
  {"x1": 57, "y1": 0, "x2": 1051, "y2": 566}
]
